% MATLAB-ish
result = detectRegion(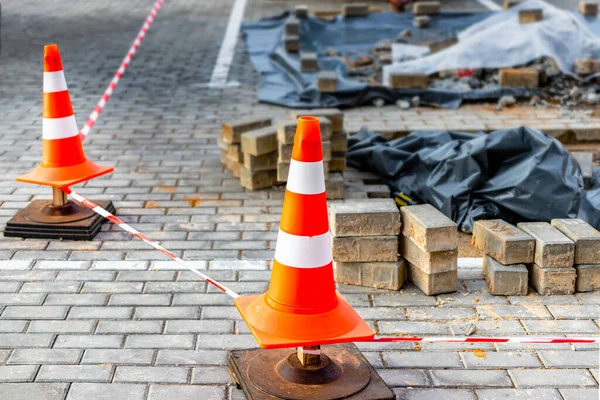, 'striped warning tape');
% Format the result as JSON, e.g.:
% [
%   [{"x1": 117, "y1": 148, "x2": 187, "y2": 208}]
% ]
[
  {"x1": 79, "y1": 0, "x2": 165, "y2": 141},
  {"x1": 60, "y1": 187, "x2": 599, "y2": 345},
  {"x1": 60, "y1": 187, "x2": 239, "y2": 299}
]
